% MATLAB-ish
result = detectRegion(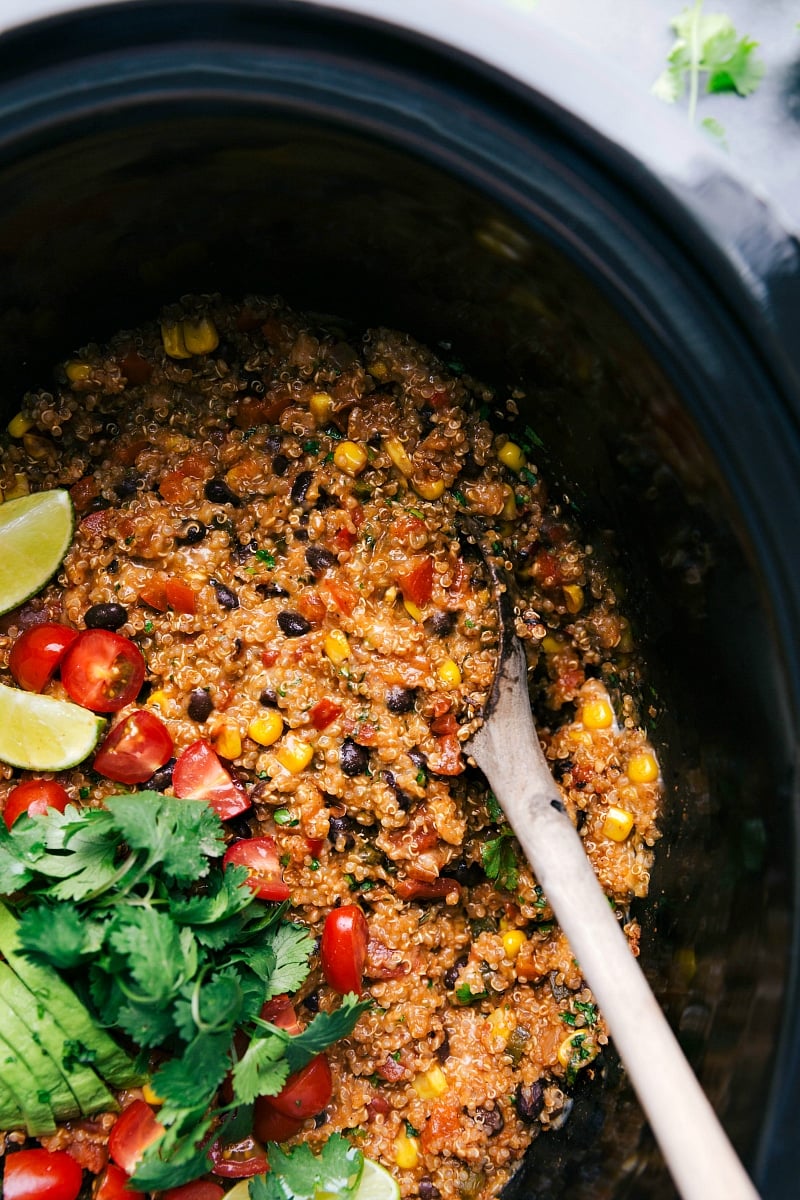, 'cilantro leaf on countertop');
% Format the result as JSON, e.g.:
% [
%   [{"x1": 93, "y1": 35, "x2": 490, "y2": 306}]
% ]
[
  {"x1": 652, "y1": 0, "x2": 764, "y2": 129},
  {"x1": 251, "y1": 1134, "x2": 364, "y2": 1200}
]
